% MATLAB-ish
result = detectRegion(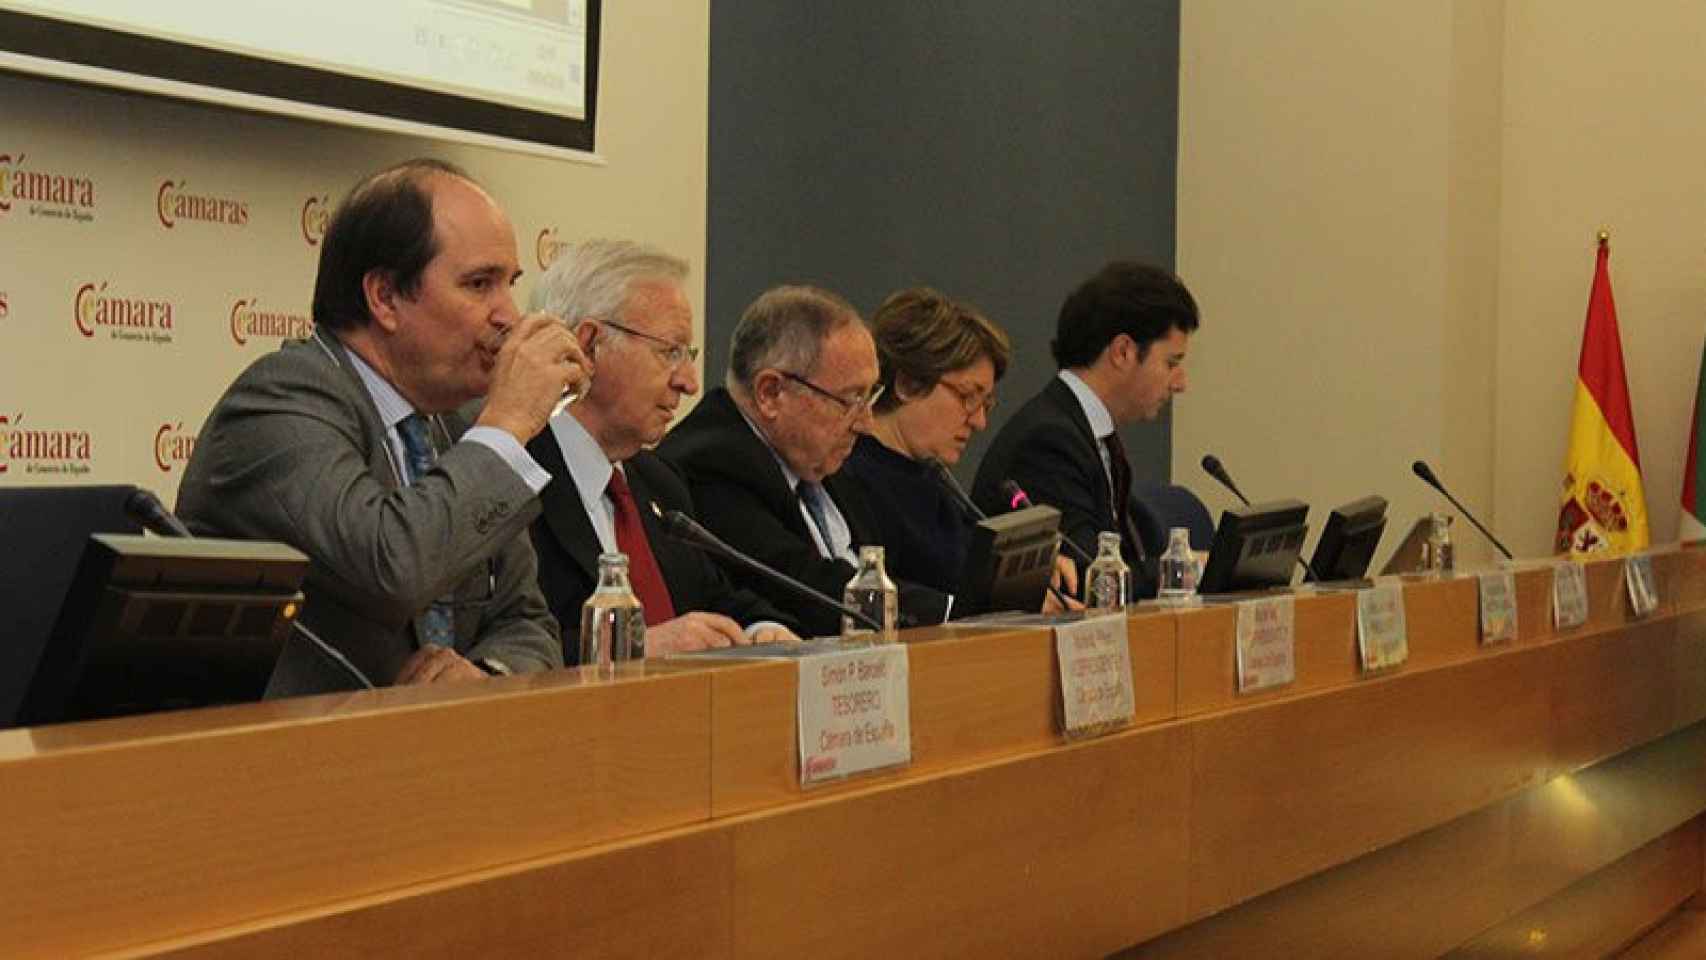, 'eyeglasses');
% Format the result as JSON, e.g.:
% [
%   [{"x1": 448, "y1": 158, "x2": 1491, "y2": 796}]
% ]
[
  {"x1": 778, "y1": 370, "x2": 885, "y2": 420},
  {"x1": 603, "y1": 319, "x2": 700, "y2": 369},
  {"x1": 937, "y1": 378, "x2": 997, "y2": 418}
]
